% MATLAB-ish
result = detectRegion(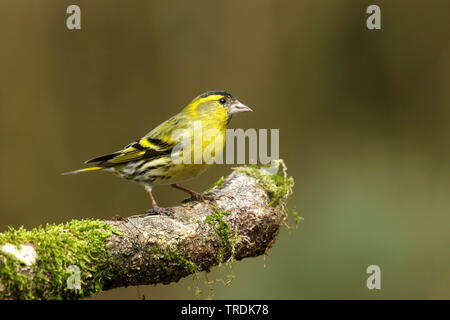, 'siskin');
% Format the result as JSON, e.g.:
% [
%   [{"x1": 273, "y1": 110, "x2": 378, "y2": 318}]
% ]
[{"x1": 63, "y1": 91, "x2": 252, "y2": 212}]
